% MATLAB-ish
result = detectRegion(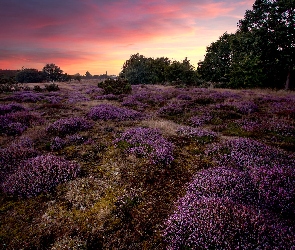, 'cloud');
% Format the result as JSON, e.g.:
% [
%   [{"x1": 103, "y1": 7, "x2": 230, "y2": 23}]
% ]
[{"x1": 0, "y1": 0, "x2": 254, "y2": 74}]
